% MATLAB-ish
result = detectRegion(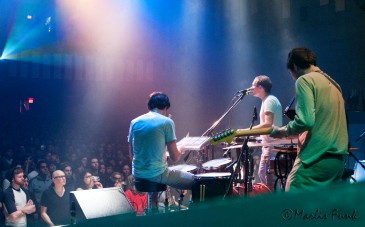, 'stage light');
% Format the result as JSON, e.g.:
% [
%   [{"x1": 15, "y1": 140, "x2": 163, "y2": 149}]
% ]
[
  {"x1": 27, "y1": 15, "x2": 33, "y2": 20},
  {"x1": 28, "y1": 97, "x2": 34, "y2": 104}
]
